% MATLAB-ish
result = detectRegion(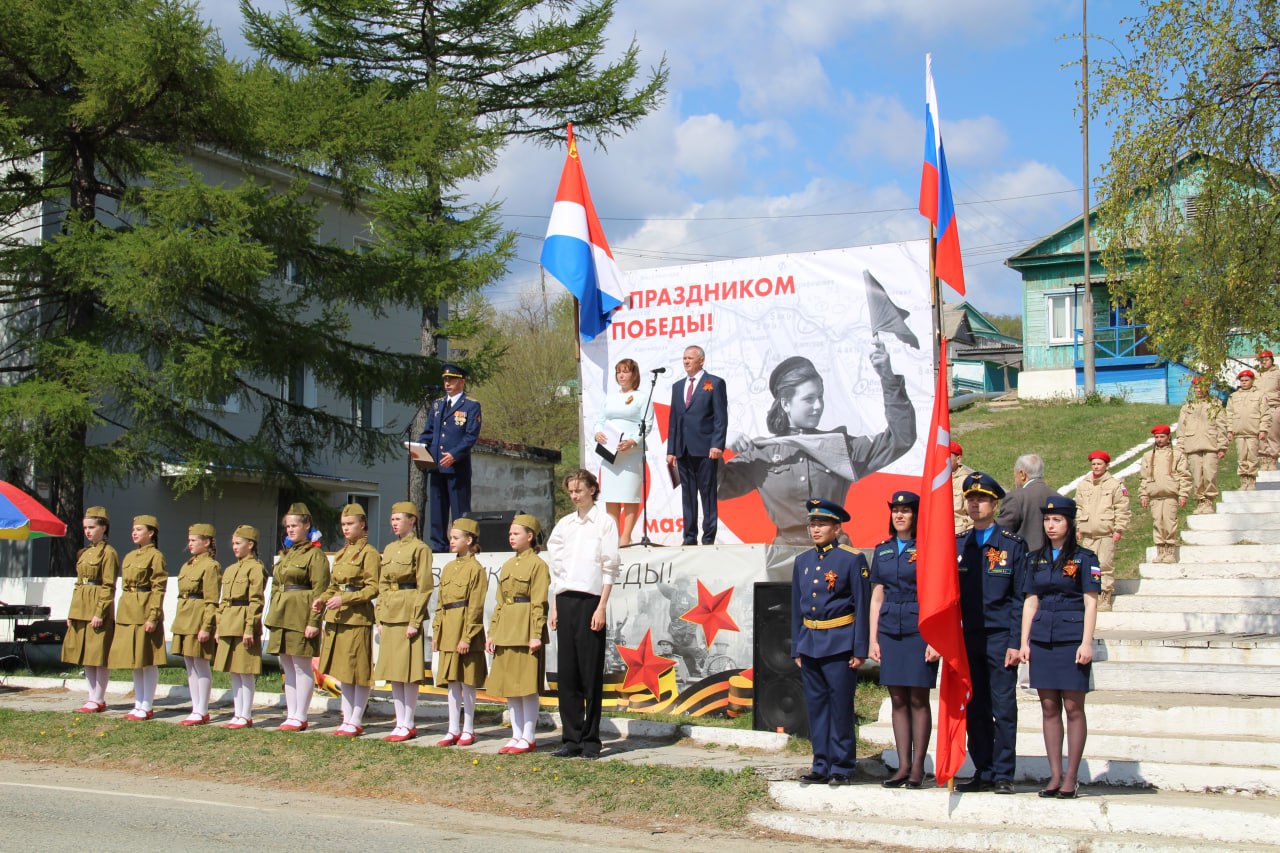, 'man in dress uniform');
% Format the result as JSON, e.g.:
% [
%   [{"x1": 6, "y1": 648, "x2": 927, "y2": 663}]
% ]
[
  {"x1": 418, "y1": 363, "x2": 483, "y2": 552},
  {"x1": 1177, "y1": 377, "x2": 1227, "y2": 513},
  {"x1": 1139, "y1": 424, "x2": 1192, "y2": 563},
  {"x1": 951, "y1": 441, "x2": 974, "y2": 534},
  {"x1": 1076, "y1": 451, "x2": 1131, "y2": 611},
  {"x1": 790, "y1": 498, "x2": 870, "y2": 786},
  {"x1": 666, "y1": 345, "x2": 729, "y2": 545},
  {"x1": 1256, "y1": 351, "x2": 1280, "y2": 472},
  {"x1": 956, "y1": 472, "x2": 1027, "y2": 794},
  {"x1": 1225, "y1": 369, "x2": 1271, "y2": 492}
]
